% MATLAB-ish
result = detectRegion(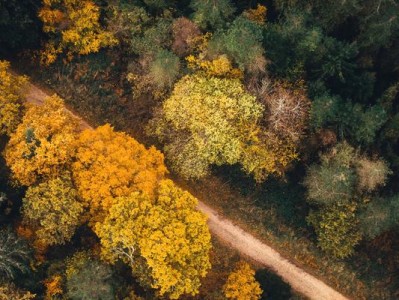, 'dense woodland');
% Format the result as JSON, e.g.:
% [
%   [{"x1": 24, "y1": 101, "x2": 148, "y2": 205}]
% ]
[{"x1": 1, "y1": 0, "x2": 399, "y2": 299}]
